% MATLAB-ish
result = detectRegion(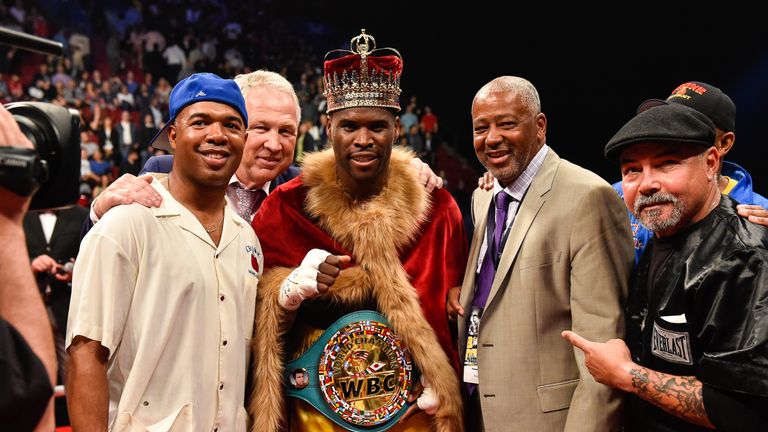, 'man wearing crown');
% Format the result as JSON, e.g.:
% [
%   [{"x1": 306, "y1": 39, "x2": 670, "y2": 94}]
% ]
[{"x1": 249, "y1": 30, "x2": 467, "y2": 432}]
